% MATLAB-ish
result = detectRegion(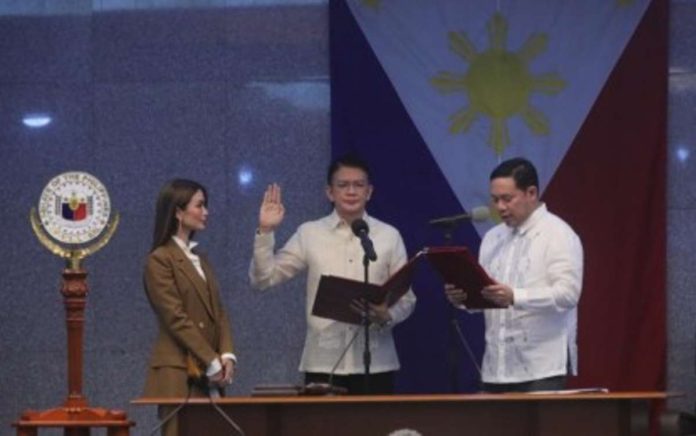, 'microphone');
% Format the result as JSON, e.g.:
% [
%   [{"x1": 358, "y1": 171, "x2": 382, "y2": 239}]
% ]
[
  {"x1": 428, "y1": 206, "x2": 490, "y2": 227},
  {"x1": 351, "y1": 219, "x2": 377, "y2": 262}
]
